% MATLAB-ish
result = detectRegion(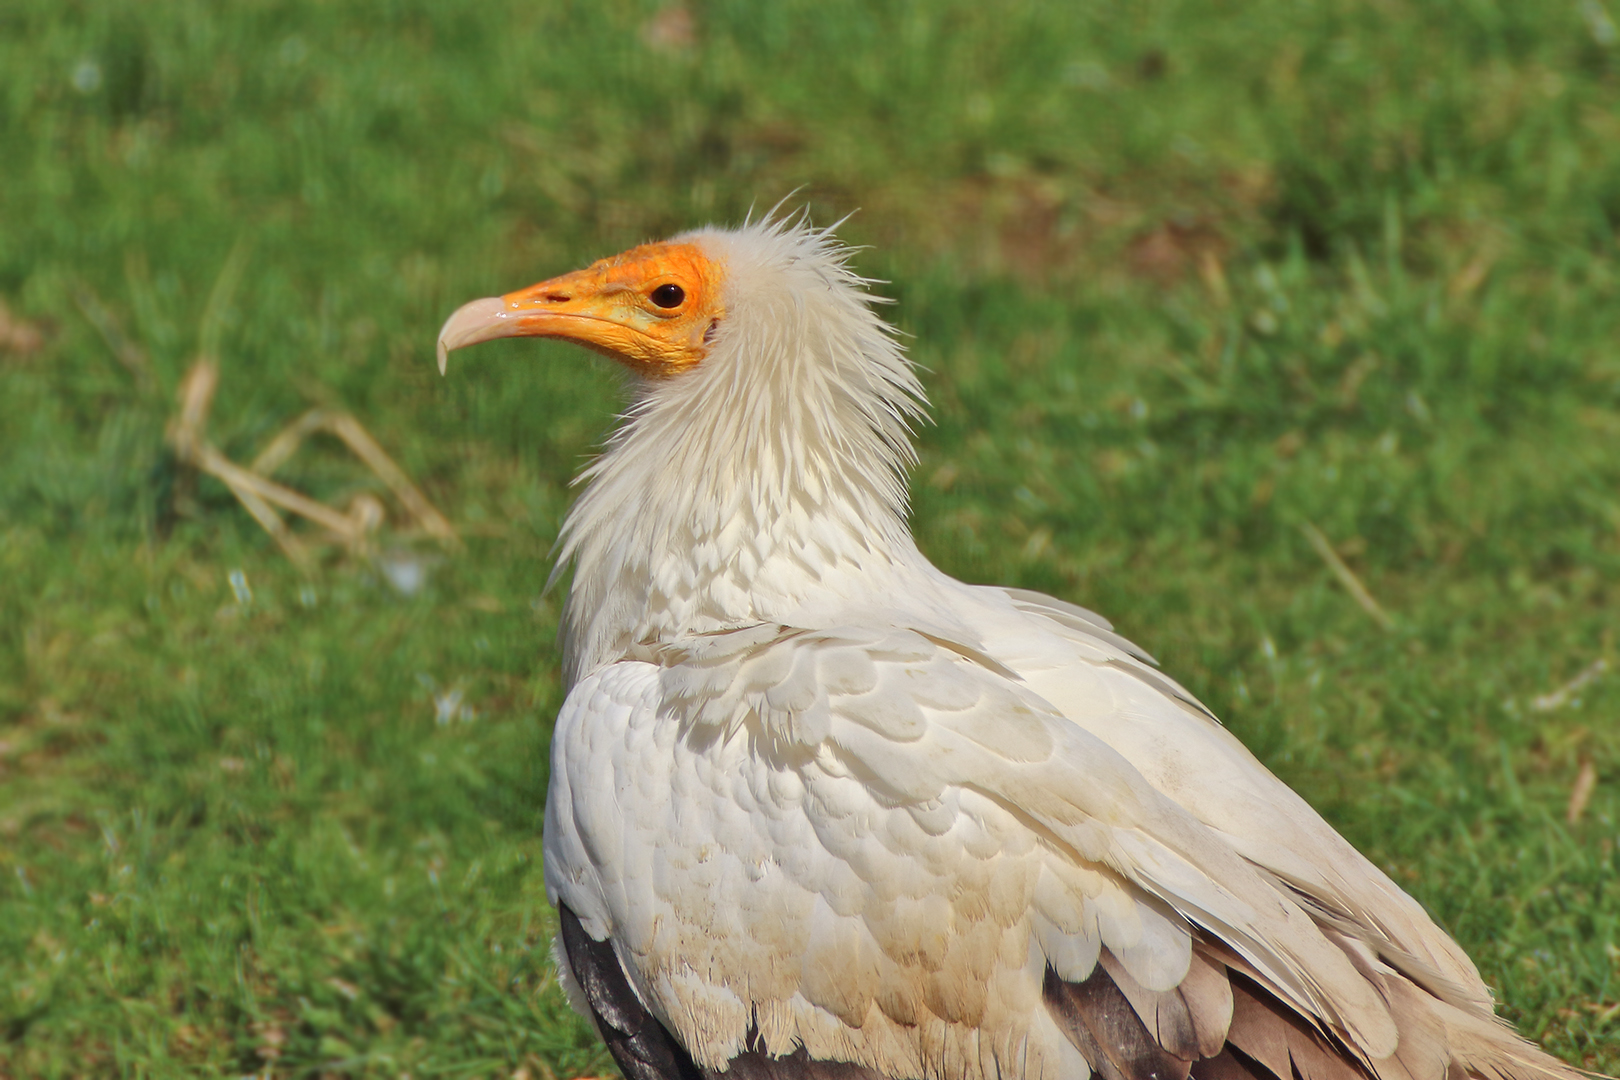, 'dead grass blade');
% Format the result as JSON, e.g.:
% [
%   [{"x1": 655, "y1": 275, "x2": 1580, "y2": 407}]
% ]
[
  {"x1": 167, "y1": 359, "x2": 459, "y2": 570},
  {"x1": 1300, "y1": 522, "x2": 1394, "y2": 630},
  {"x1": 1567, "y1": 759, "x2": 1598, "y2": 825},
  {"x1": 249, "y1": 409, "x2": 461, "y2": 549},
  {"x1": 1530, "y1": 658, "x2": 1610, "y2": 713}
]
